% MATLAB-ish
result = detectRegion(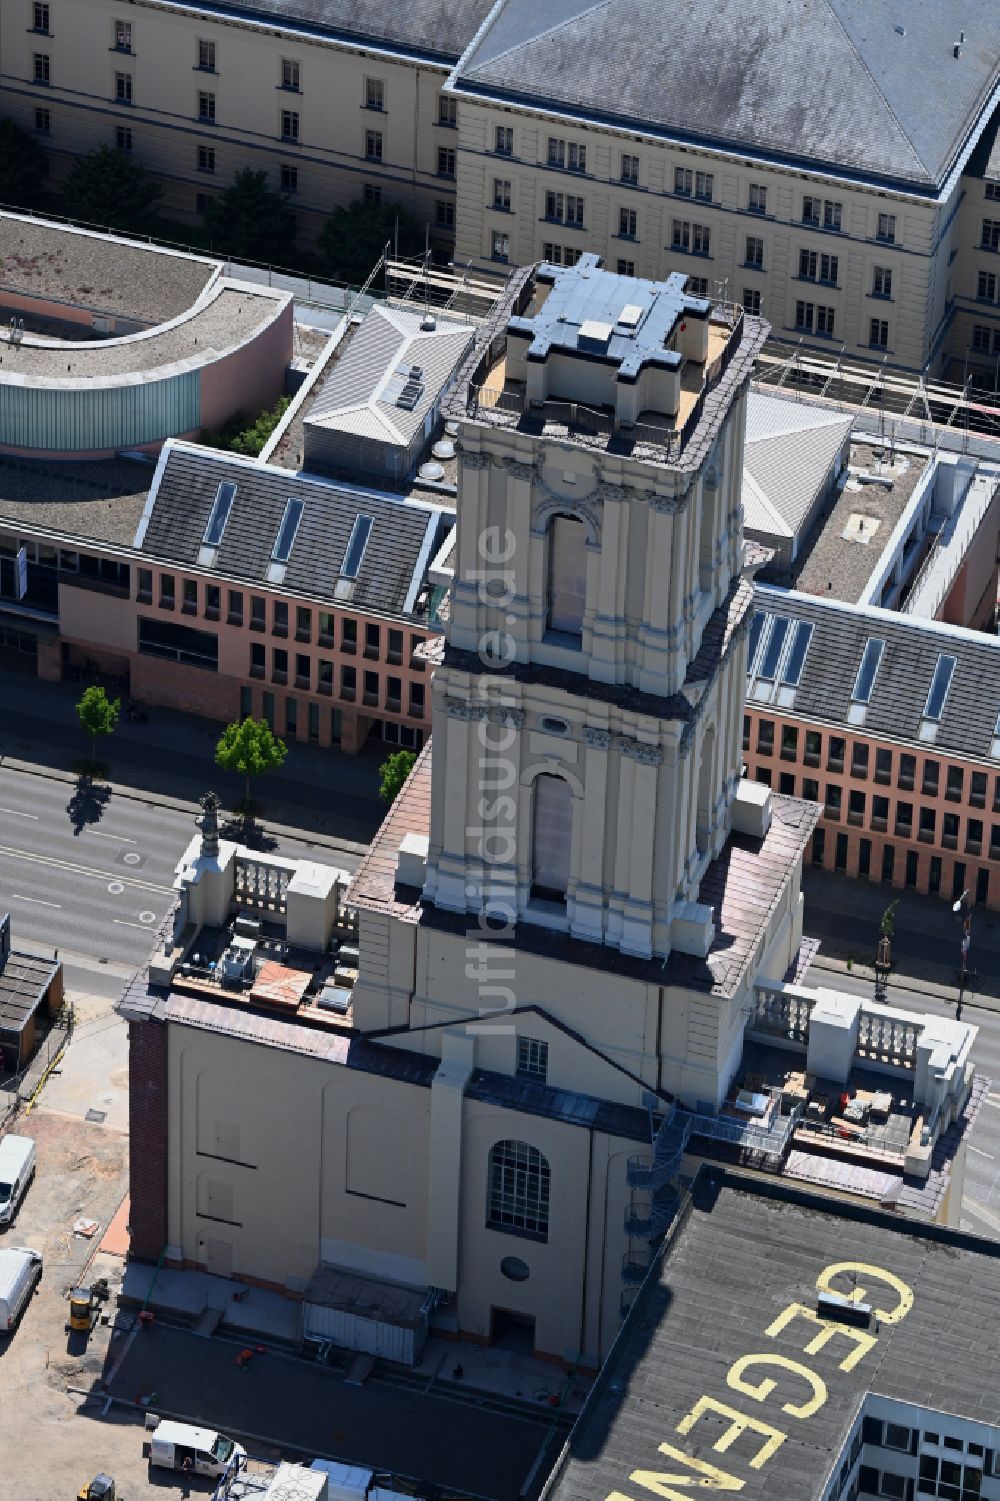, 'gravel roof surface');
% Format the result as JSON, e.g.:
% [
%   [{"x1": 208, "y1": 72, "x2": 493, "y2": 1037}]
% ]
[
  {"x1": 0, "y1": 454, "x2": 151, "y2": 546},
  {"x1": 0, "y1": 288, "x2": 284, "y2": 379},
  {"x1": 0, "y1": 215, "x2": 218, "y2": 325}
]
